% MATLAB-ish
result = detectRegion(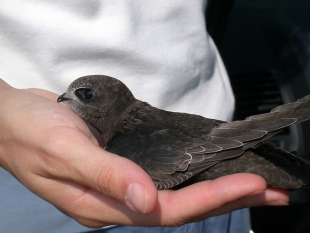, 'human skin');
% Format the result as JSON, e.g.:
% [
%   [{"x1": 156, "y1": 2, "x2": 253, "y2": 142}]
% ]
[{"x1": 0, "y1": 79, "x2": 289, "y2": 228}]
